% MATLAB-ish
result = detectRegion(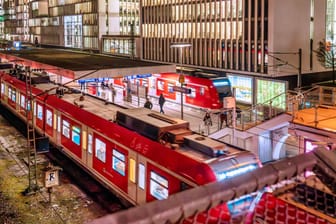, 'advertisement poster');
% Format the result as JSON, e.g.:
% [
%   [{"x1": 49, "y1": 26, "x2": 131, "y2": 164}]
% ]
[
  {"x1": 227, "y1": 74, "x2": 253, "y2": 104},
  {"x1": 256, "y1": 79, "x2": 286, "y2": 109}
]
